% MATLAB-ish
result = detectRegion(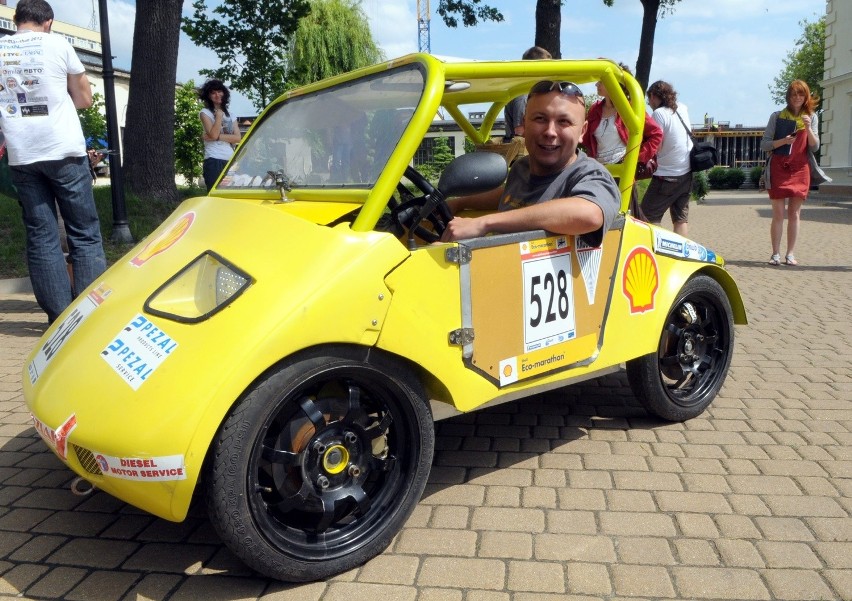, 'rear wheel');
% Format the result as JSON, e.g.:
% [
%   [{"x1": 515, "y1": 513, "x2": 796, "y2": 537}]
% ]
[
  {"x1": 206, "y1": 348, "x2": 434, "y2": 581},
  {"x1": 626, "y1": 275, "x2": 734, "y2": 421}
]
